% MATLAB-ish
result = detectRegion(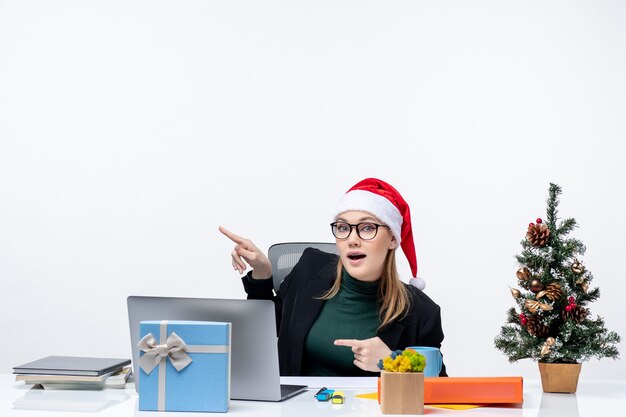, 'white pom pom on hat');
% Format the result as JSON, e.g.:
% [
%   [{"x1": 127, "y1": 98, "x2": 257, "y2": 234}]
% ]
[
  {"x1": 409, "y1": 277, "x2": 426, "y2": 291},
  {"x1": 334, "y1": 178, "x2": 426, "y2": 290}
]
